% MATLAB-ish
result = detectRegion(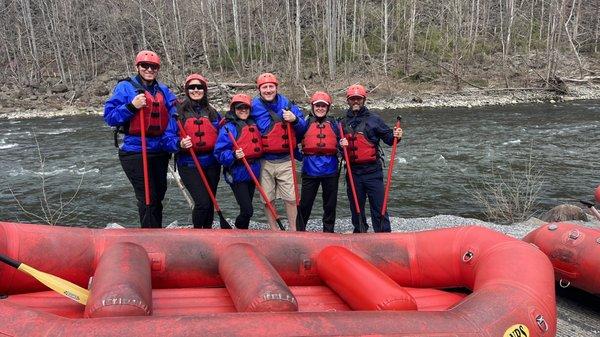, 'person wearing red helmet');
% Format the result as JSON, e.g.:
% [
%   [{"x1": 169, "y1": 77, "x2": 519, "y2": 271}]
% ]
[
  {"x1": 214, "y1": 94, "x2": 264, "y2": 229},
  {"x1": 251, "y1": 73, "x2": 307, "y2": 231},
  {"x1": 296, "y1": 91, "x2": 340, "y2": 233},
  {"x1": 104, "y1": 50, "x2": 179, "y2": 228},
  {"x1": 177, "y1": 73, "x2": 225, "y2": 229},
  {"x1": 339, "y1": 84, "x2": 403, "y2": 233}
]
